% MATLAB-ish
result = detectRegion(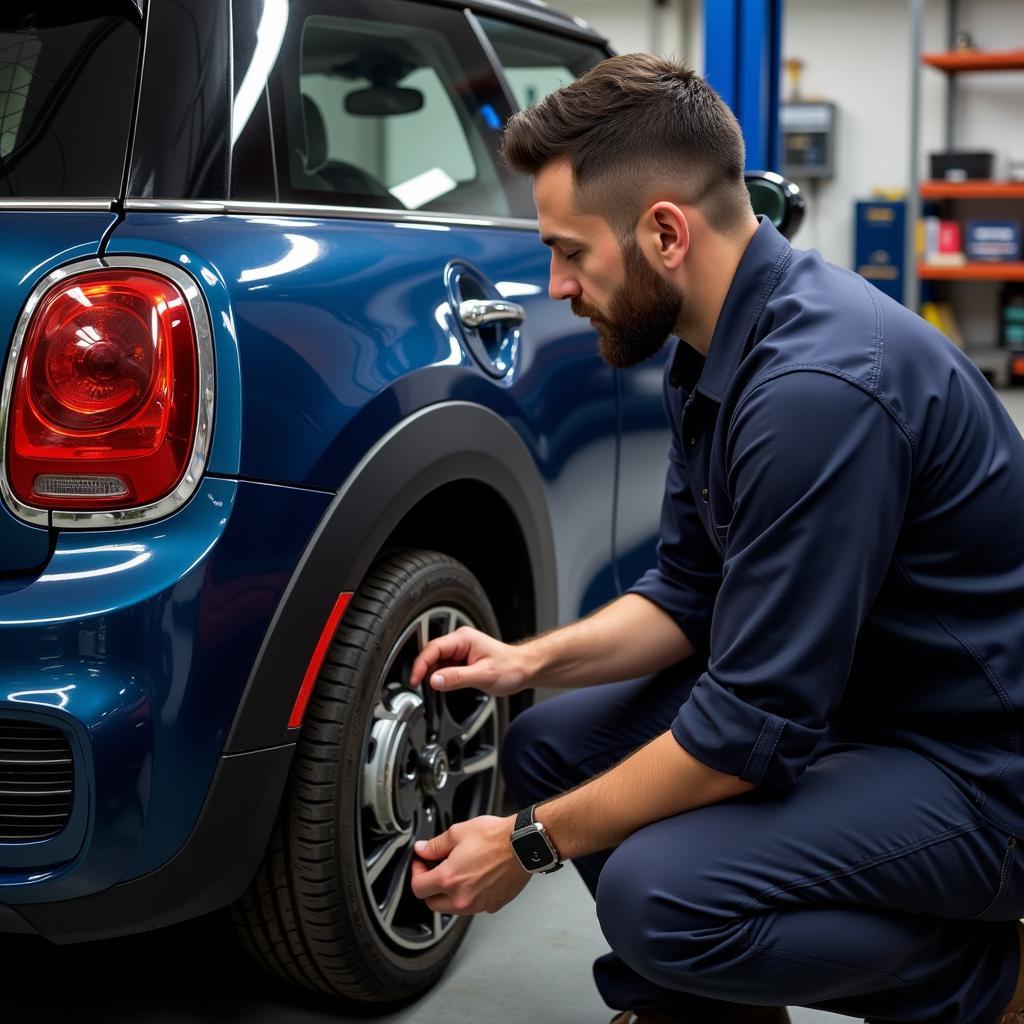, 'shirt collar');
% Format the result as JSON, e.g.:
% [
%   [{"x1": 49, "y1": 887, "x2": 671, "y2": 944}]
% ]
[{"x1": 669, "y1": 215, "x2": 792, "y2": 402}]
